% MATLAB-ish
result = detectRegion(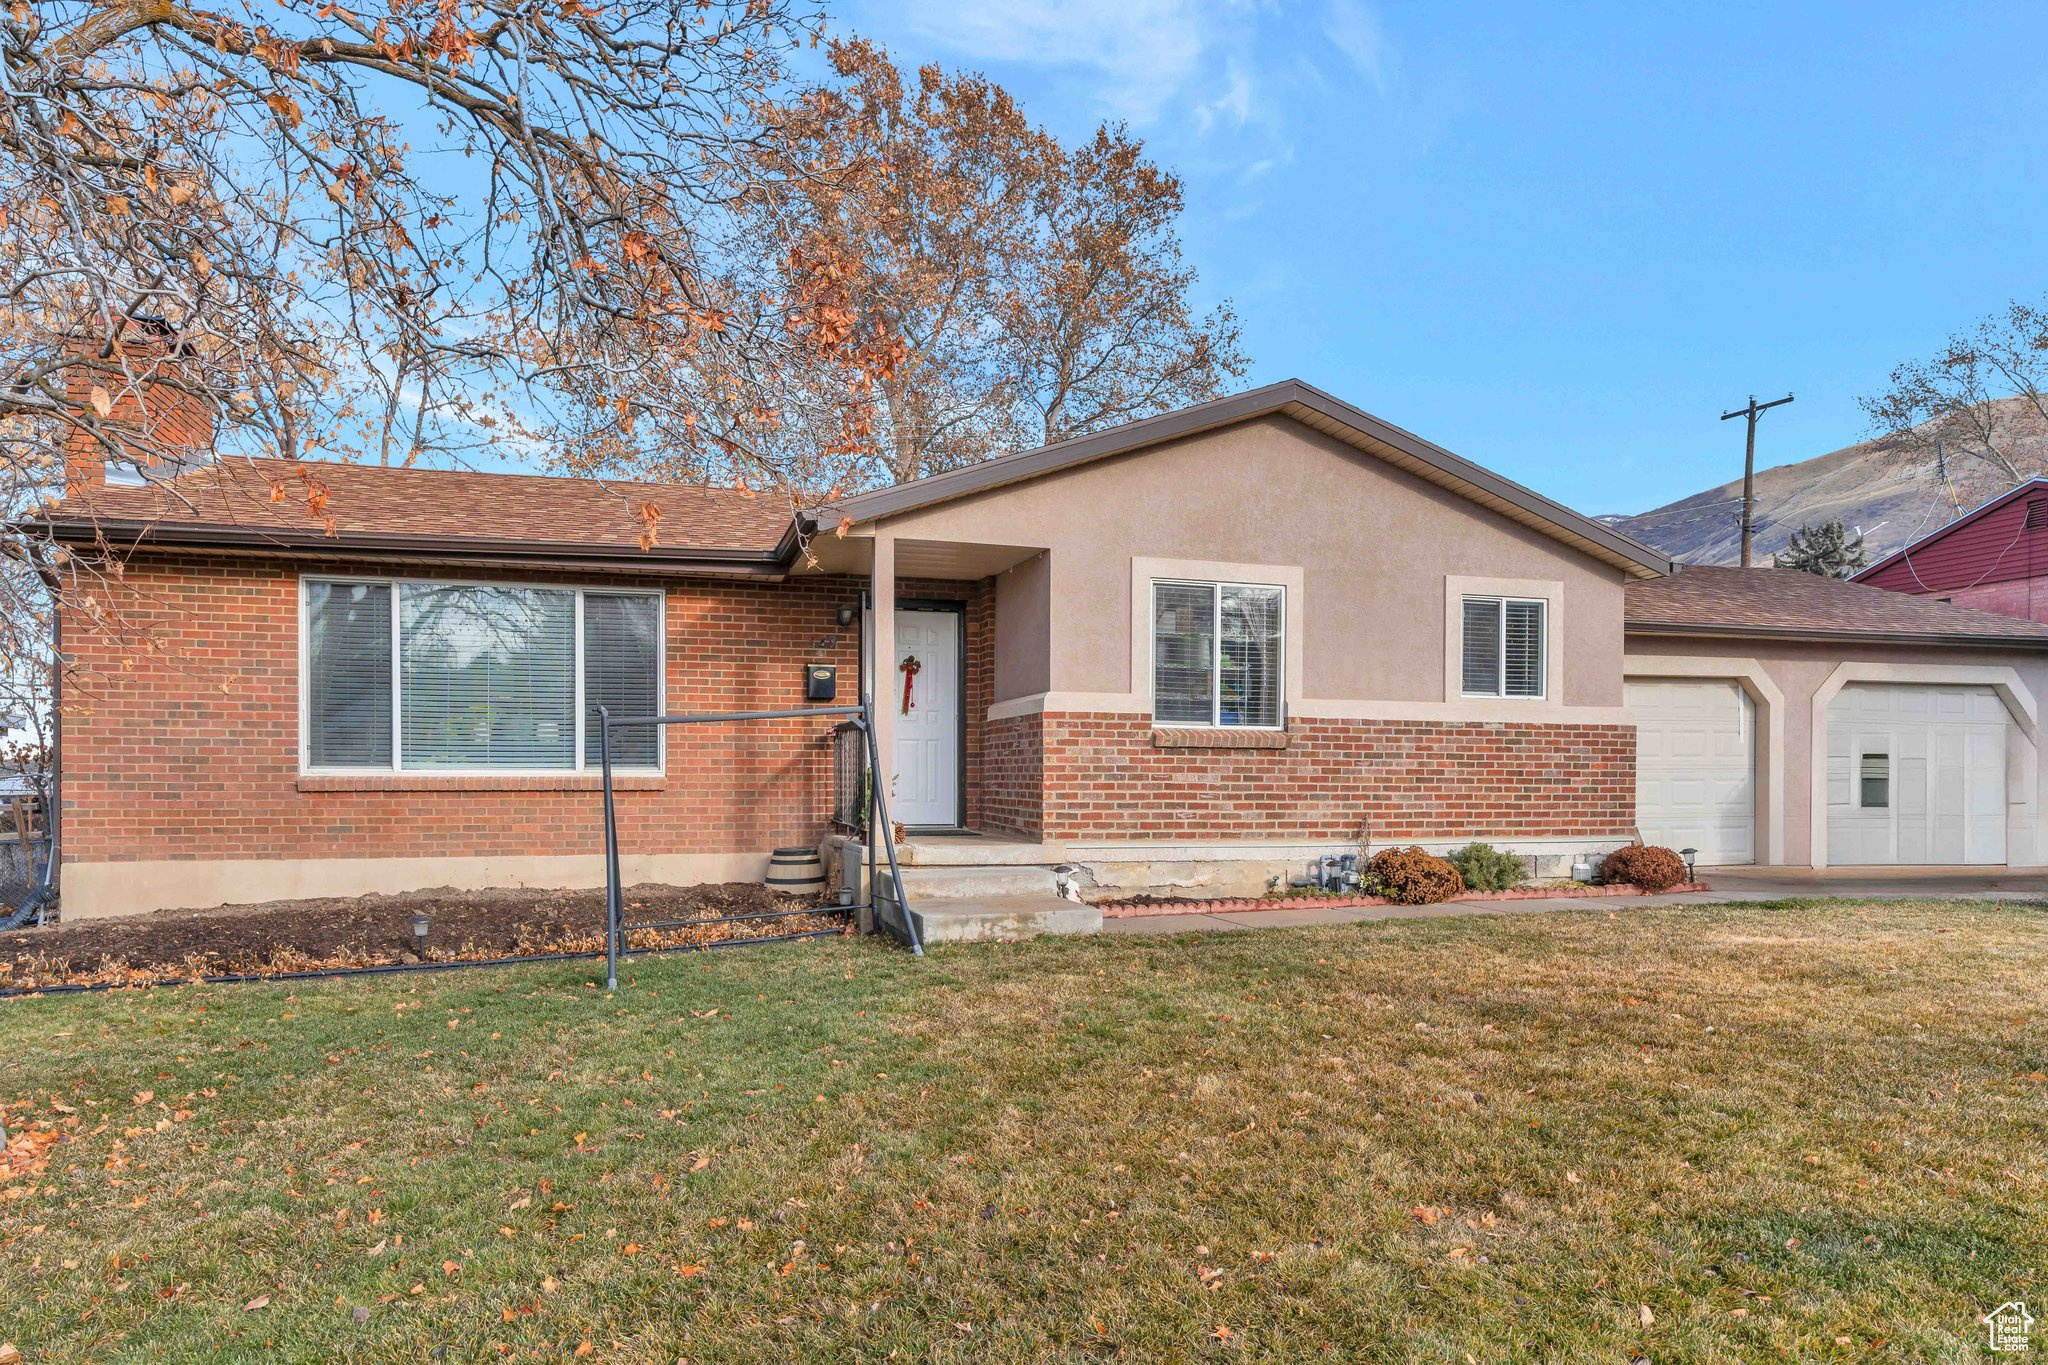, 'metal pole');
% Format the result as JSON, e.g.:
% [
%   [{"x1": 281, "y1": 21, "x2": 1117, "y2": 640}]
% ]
[
  {"x1": 861, "y1": 697, "x2": 921, "y2": 956},
  {"x1": 599, "y1": 705, "x2": 622, "y2": 991}
]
